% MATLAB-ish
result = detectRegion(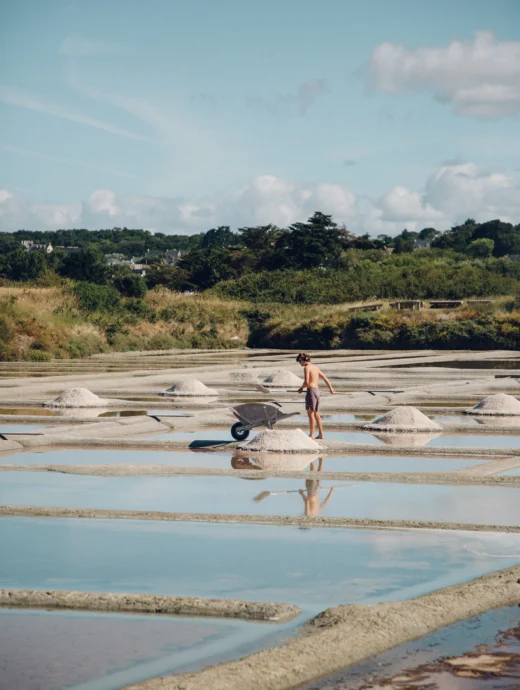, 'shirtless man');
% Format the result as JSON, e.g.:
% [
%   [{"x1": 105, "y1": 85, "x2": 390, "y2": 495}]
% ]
[{"x1": 296, "y1": 352, "x2": 335, "y2": 439}]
